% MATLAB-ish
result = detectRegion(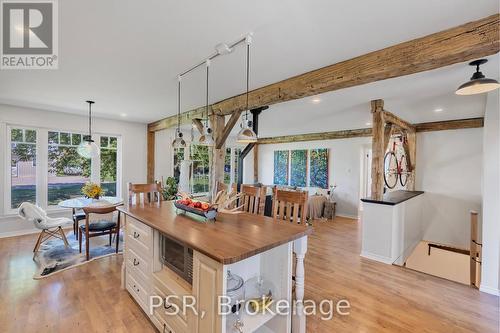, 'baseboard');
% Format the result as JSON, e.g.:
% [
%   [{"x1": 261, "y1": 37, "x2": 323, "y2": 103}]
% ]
[
  {"x1": 360, "y1": 251, "x2": 393, "y2": 265},
  {"x1": 336, "y1": 213, "x2": 359, "y2": 220},
  {"x1": 0, "y1": 223, "x2": 73, "y2": 239},
  {"x1": 0, "y1": 228, "x2": 40, "y2": 239},
  {"x1": 479, "y1": 285, "x2": 500, "y2": 296}
]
